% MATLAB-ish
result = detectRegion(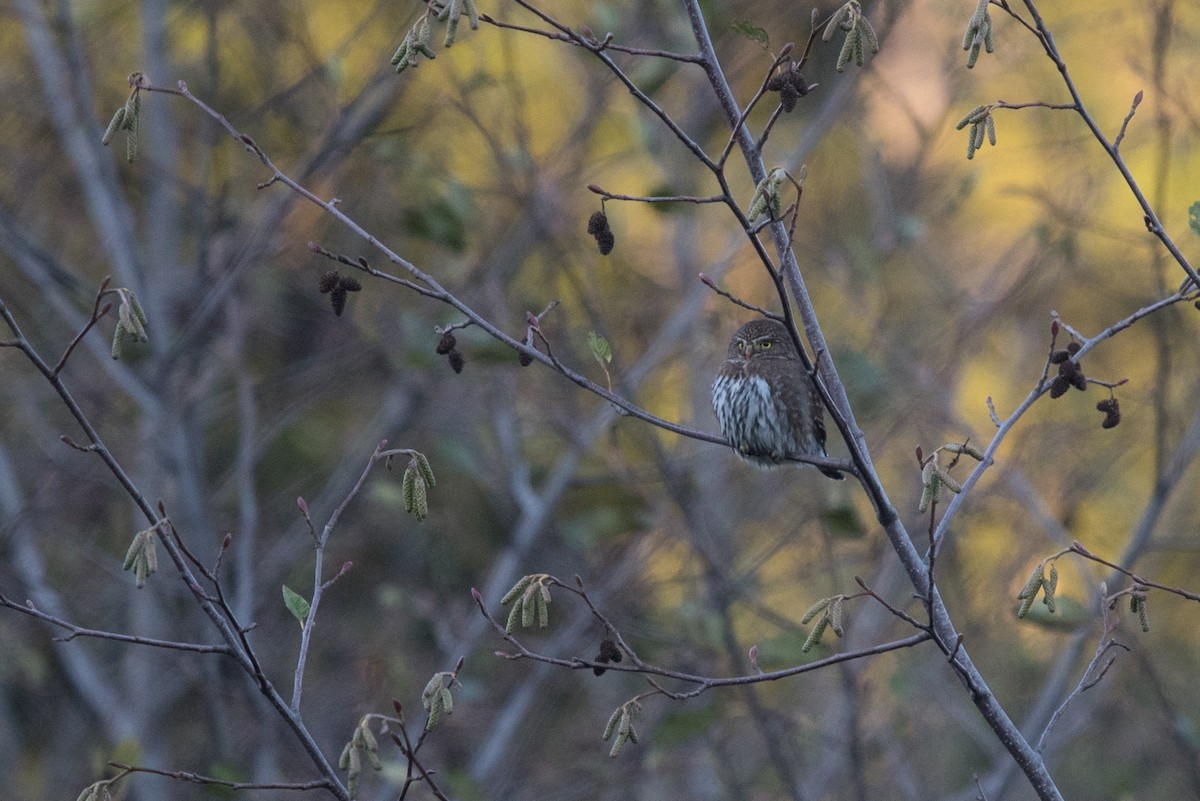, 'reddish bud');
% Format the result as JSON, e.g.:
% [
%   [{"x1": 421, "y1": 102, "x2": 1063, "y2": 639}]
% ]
[{"x1": 297, "y1": 496, "x2": 309, "y2": 516}]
